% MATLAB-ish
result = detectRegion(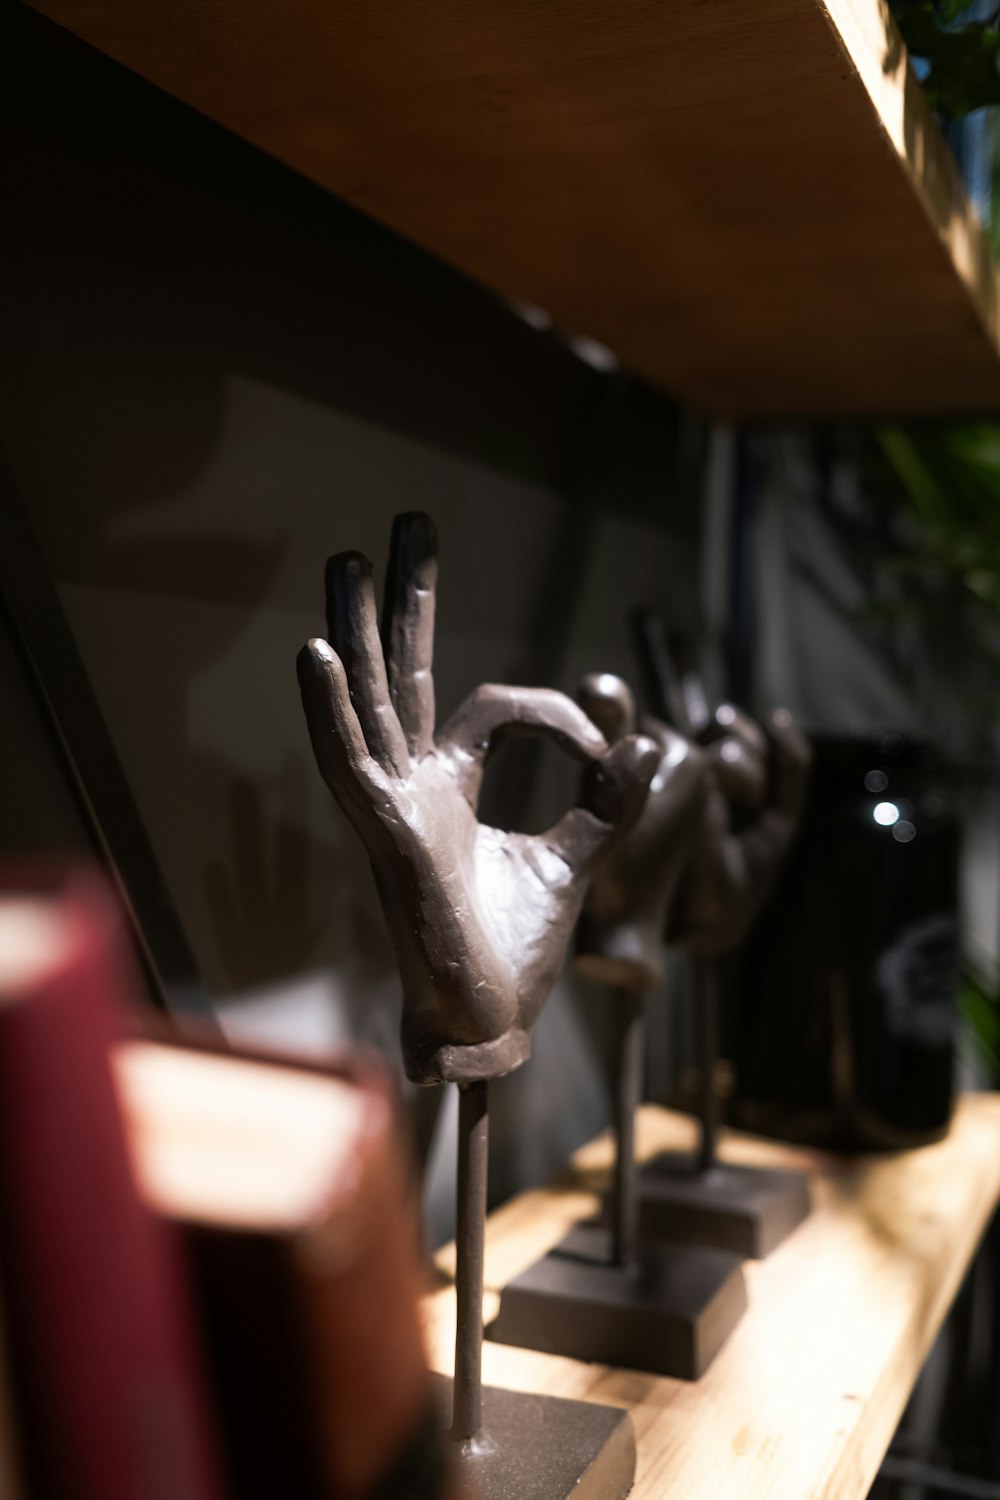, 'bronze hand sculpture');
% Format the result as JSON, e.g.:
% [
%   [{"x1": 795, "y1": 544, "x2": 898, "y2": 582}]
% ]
[
  {"x1": 573, "y1": 673, "x2": 709, "y2": 993},
  {"x1": 297, "y1": 512, "x2": 659, "y2": 1086},
  {"x1": 625, "y1": 639, "x2": 815, "y2": 1242},
  {"x1": 667, "y1": 703, "x2": 812, "y2": 957}
]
